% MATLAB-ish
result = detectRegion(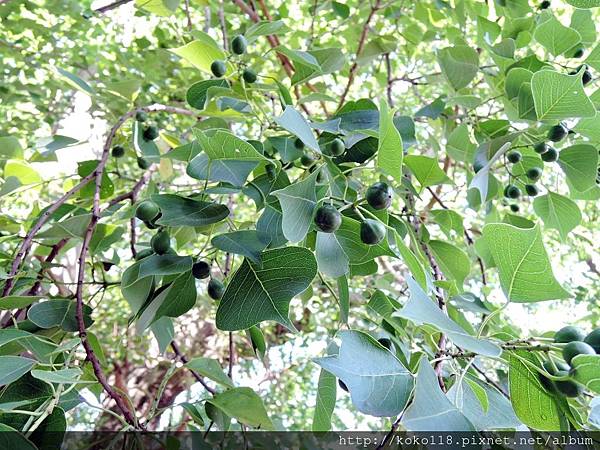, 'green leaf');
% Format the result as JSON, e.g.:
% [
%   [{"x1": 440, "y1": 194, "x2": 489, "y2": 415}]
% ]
[
  {"x1": 56, "y1": 67, "x2": 95, "y2": 95},
  {"x1": 557, "y1": 144, "x2": 599, "y2": 192},
  {"x1": 0, "y1": 424, "x2": 37, "y2": 450},
  {"x1": 531, "y1": 68, "x2": 595, "y2": 120},
  {"x1": 337, "y1": 276, "x2": 349, "y2": 324},
  {"x1": 245, "y1": 20, "x2": 290, "y2": 43},
  {"x1": 133, "y1": 120, "x2": 160, "y2": 162},
  {"x1": 0, "y1": 296, "x2": 43, "y2": 310},
  {"x1": 331, "y1": 216, "x2": 394, "y2": 265},
  {"x1": 430, "y1": 209, "x2": 464, "y2": 238},
  {"x1": 437, "y1": 45, "x2": 479, "y2": 90},
  {"x1": 4, "y1": 160, "x2": 41, "y2": 185},
  {"x1": 312, "y1": 368, "x2": 337, "y2": 431},
  {"x1": 27, "y1": 299, "x2": 93, "y2": 332},
  {"x1": 446, "y1": 124, "x2": 476, "y2": 162},
  {"x1": 78, "y1": 160, "x2": 113, "y2": 199},
  {"x1": 0, "y1": 356, "x2": 36, "y2": 385},
  {"x1": 291, "y1": 48, "x2": 345, "y2": 85},
  {"x1": 315, "y1": 231, "x2": 349, "y2": 278},
  {"x1": 273, "y1": 106, "x2": 320, "y2": 153},
  {"x1": 428, "y1": 240, "x2": 471, "y2": 287},
  {"x1": 207, "y1": 387, "x2": 273, "y2": 429},
  {"x1": 533, "y1": 192, "x2": 581, "y2": 240},
  {"x1": 211, "y1": 231, "x2": 269, "y2": 264},
  {"x1": 403, "y1": 357, "x2": 474, "y2": 431},
  {"x1": 170, "y1": 34, "x2": 227, "y2": 74},
  {"x1": 404, "y1": 155, "x2": 451, "y2": 189},
  {"x1": 216, "y1": 247, "x2": 317, "y2": 331},
  {"x1": 185, "y1": 357, "x2": 234, "y2": 388},
  {"x1": 395, "y1": 278, "x2": 501, "y2": 357},
  {"x1": 376, "y1": 99, "x2": 403, "y2": 182},
  {"x1": 272, "y1": 170, "x2": 318, "y2": 243},
  {"x1": 586, "y1": 42, "x2": 600, "y2": 71},
  {"x1": 571, "y1": 354, "x2": 600, "y2": 394},
  {"x1": 0, "y1": 329, "x2": 34, "y2": 347},
  {"x1": 135, "y1": 0, "x2": 181, "y2": 16},
  {"x1": 151, "y1": 194, "x2": 229, "y2": 227},
  {"x1": 186, "y1": 79, "x2": 229, "y2": 110},
  {"x1": 508, "y1": 351, "x2": 562, "y2": 431},
  {"x1": 150, "y1": 317, "x2": 174, "y2": 354},
  {"x1": 566, "y1": 0, "x2": 600, "y2": 7},
  {"x1": 482, "y1": 223, "x2": 570, "y2": 302},
  {"x1": 30, "y1": 368, "x2": 82, "y2": 384},
  {"x1": 314, "y1": 330, "x2": 413, "y2": 417},
  {"x1": 533, "y1": 15, "x2": 581, "y2": 56}
]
